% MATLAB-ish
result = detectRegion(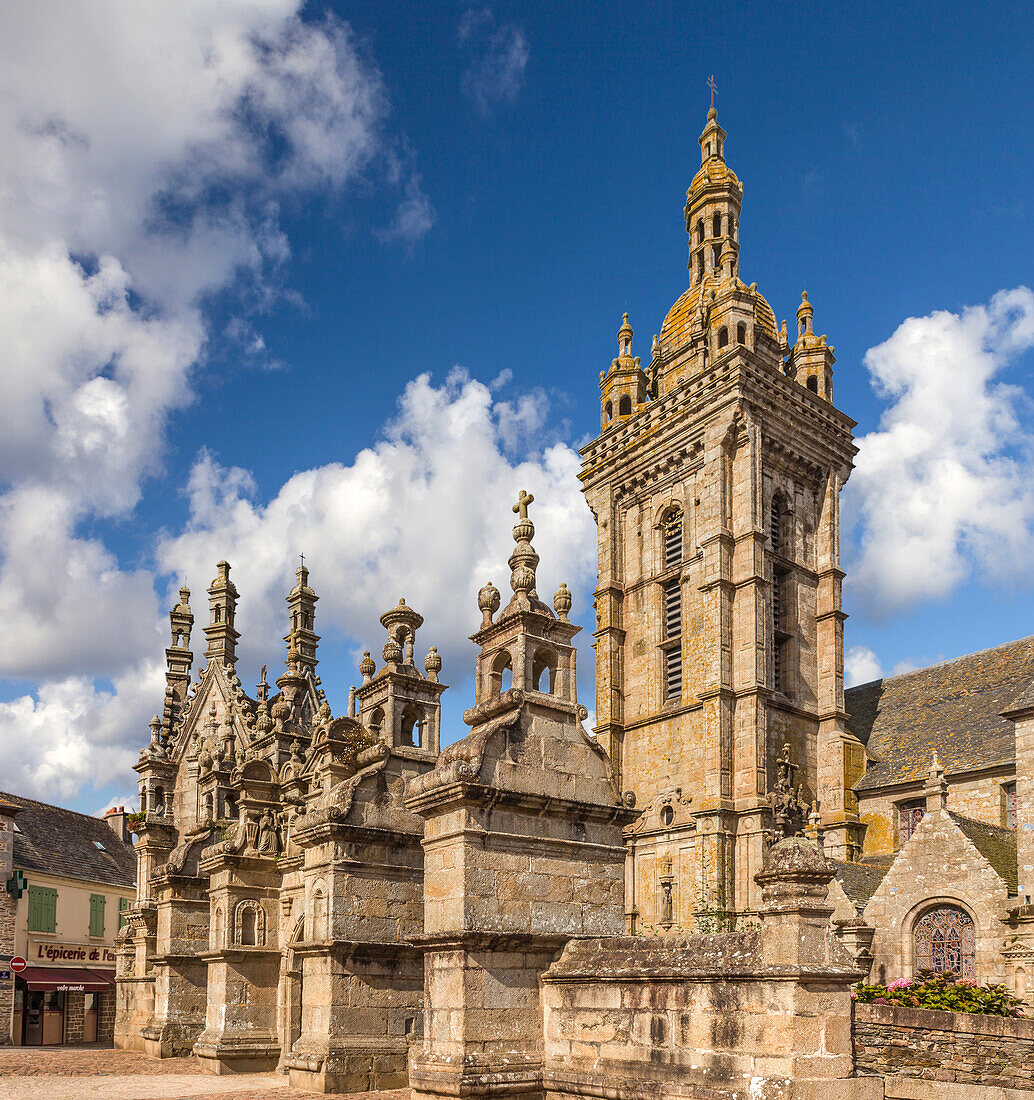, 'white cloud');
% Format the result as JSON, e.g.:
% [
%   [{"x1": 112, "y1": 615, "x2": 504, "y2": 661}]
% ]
[
  {"x1": 0, "y1": 2, "x2": 408, "y2": 686},
  {"x1": 845, "y1": 287, "x2": 1034, "y2": 613},
  {"x1": 379, "y1": 174, "x2": 436, "y2": 243},
  {"x1": 845, "y1": 645, "x2": 883, "y2": 687},
  {"x1": 0, "y1": 661, "x2": 164, "y2": 802},
  {"x1": 458, "y1": 8, "x2": 529, "y2": 117},
  {"x1": 157, "y1": 370, "x2": 595, "y2": 684}
]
